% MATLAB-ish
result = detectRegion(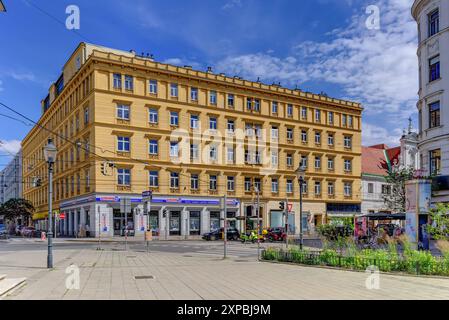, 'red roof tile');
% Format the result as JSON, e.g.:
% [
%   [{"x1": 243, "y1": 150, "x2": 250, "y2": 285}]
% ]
[{"x1": 362, "y1": 145, "x2": 401, "y2": 176}]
